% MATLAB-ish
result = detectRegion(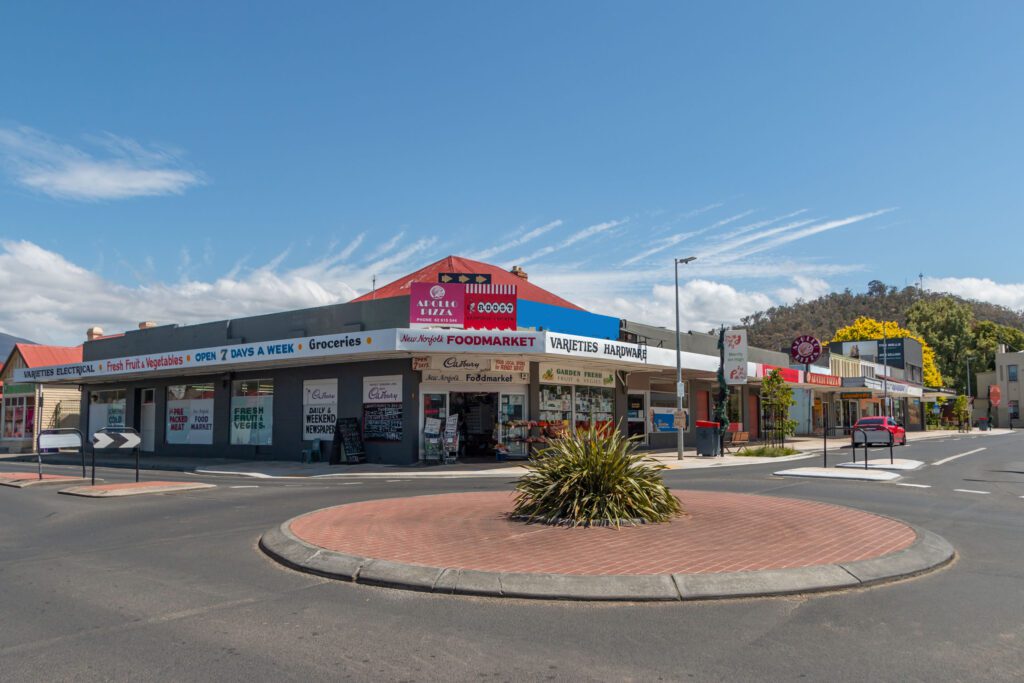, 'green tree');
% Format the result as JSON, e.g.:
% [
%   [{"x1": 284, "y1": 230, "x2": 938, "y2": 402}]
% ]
[
  {"x1": 906, "y1": 297, "x2": 974, "y2": 390},
  {"x1": 760, "y1": 369, "x2": 796, "y2": 442},
  {"x1": 830, "y1": 317, "x2": 943, "y2": 388}
]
